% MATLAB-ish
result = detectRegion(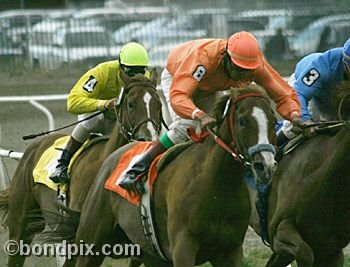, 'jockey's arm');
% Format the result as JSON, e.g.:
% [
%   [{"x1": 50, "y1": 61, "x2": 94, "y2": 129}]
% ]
[
  {"x1": 293, "y1": 67, "x2": 325, "y2": 122},
  {"x1": 169, "y1": 74, "x2": 204, "y2": 120},
  {"x1": 67, "y1": 69, "x2": 109, "y2": 115},
  {"x1": 253, "y1": 57, "x2": 301, "y2": 121}
]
